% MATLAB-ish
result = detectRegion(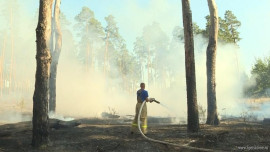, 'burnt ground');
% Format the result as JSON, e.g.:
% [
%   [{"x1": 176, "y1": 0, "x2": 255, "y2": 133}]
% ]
[{"x1": 0, "y1": 118, "x2": 270, "y2": 152}]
